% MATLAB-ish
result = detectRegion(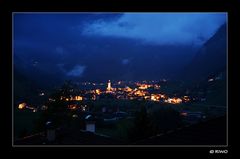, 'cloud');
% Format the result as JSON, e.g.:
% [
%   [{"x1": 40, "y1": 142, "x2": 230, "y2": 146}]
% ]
[
  {"x1": 55, "y1": 47, "x2": 64, "y2": 55},
  {"x1": 122, "y1": 59, "x2": 130, "y2": 65},
  {"x1": 81, "y1": 13, "x2": 227, "y2": 45},
  {"x1": 57, "y1": 63, "x2": 66, "y2": 72},
  {"x1": 67, "y1": 65, "x2": 86, "y2": 77}
]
